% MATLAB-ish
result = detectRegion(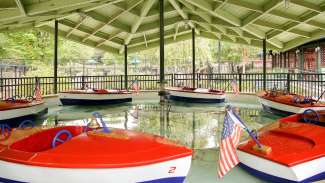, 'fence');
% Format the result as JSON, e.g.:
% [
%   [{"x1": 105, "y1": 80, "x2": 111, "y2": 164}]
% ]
[{"x1": 1, "y1": 73, "x2": 324, "y2": 100}]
